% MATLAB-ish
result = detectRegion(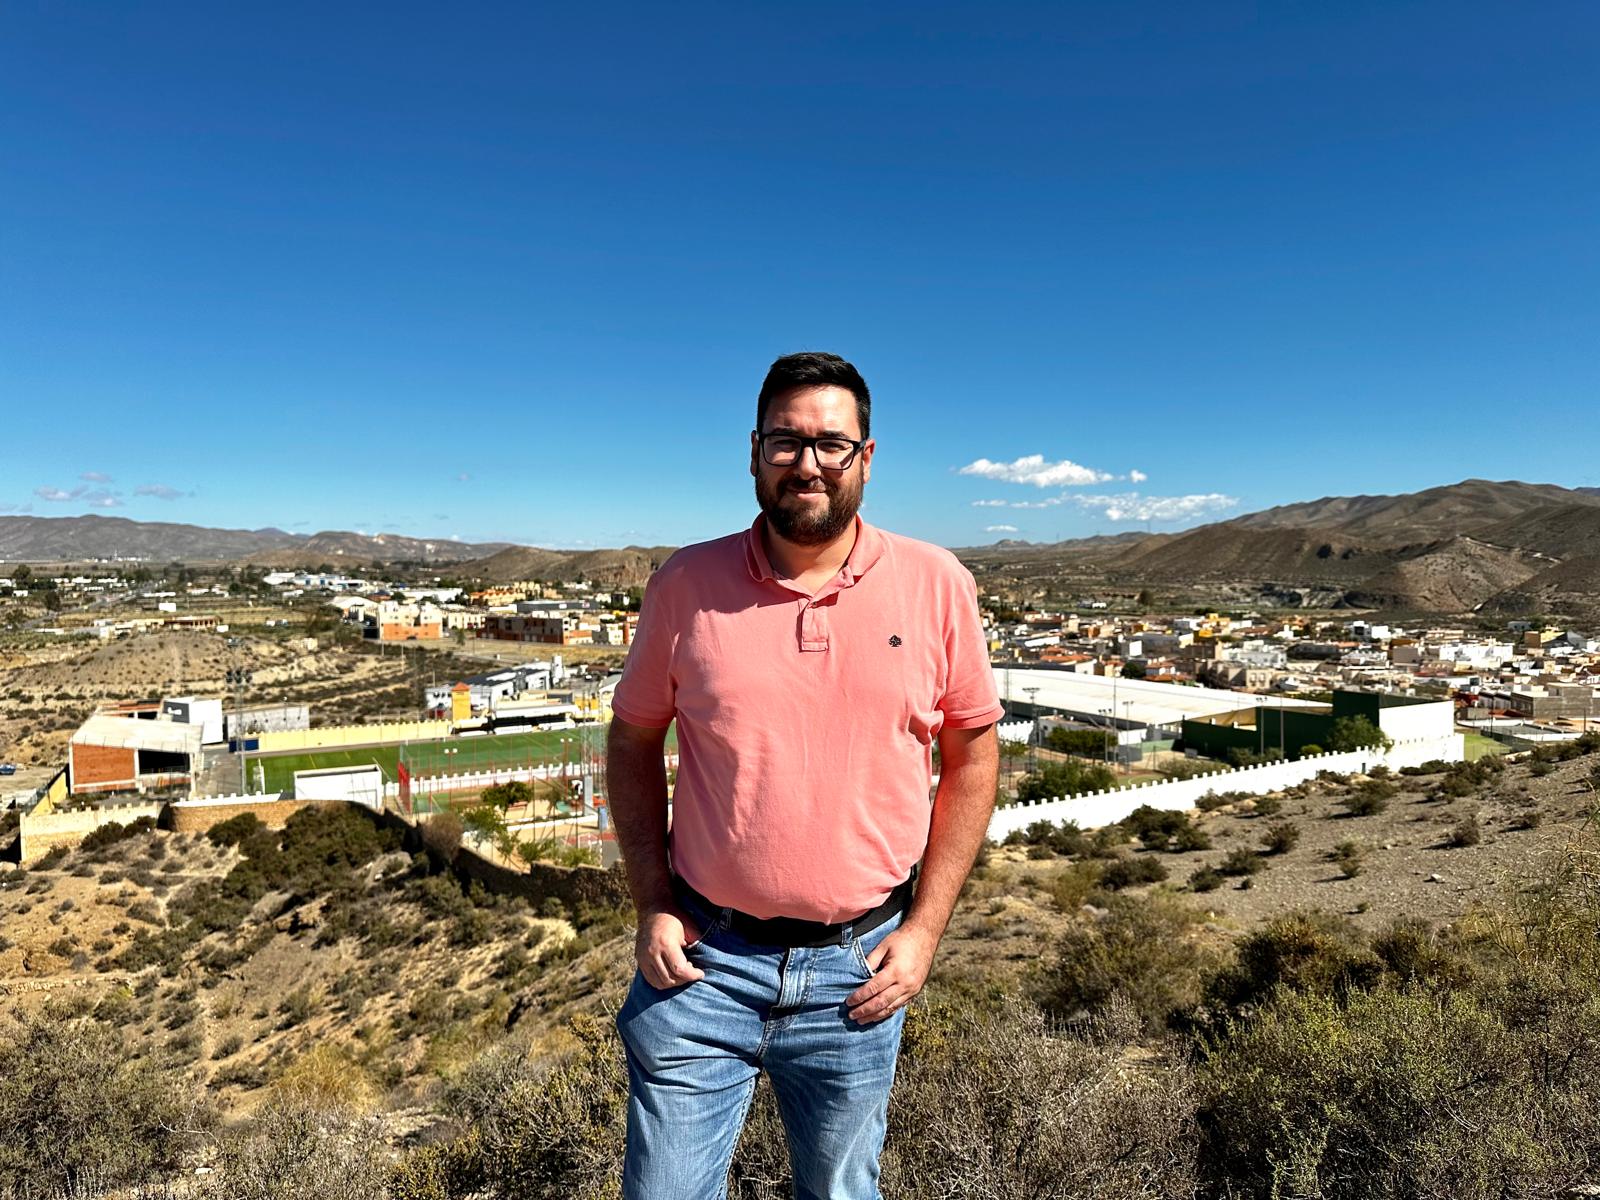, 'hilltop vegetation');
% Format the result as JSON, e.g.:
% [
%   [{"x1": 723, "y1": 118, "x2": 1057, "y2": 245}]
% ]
[{"x1": 3, "y1": 741, "x2": 1600, "y2": 1197}]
